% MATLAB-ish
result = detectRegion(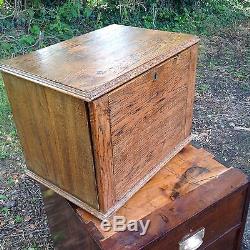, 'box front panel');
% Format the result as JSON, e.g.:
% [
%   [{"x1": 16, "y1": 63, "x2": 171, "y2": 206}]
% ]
[
  {"x1": 108, "y1": 47, "x2": 196, "y2": 200},
  {"x1": 2, "y1": 73, "x2": 99, "y2": 209}
]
